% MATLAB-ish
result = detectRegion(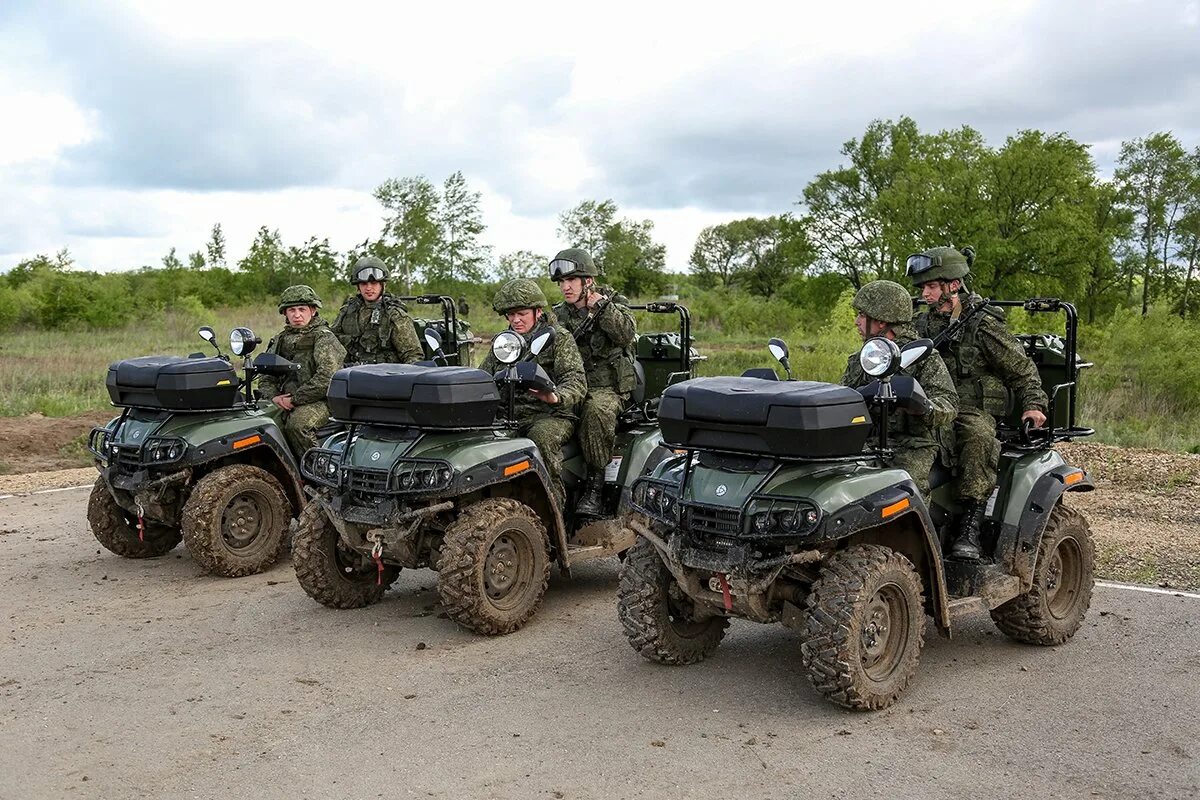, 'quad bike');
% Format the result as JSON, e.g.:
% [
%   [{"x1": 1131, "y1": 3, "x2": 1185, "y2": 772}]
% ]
[
  {"x1": 87, "y1": 326, "x2": 304, "y2": 577},
  {"x1": 292, "y1": 303, "x2": 701, "y2": 635},
  {"x1": 617, "y1": 298, "x2": 1096, "y2": 710}
]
